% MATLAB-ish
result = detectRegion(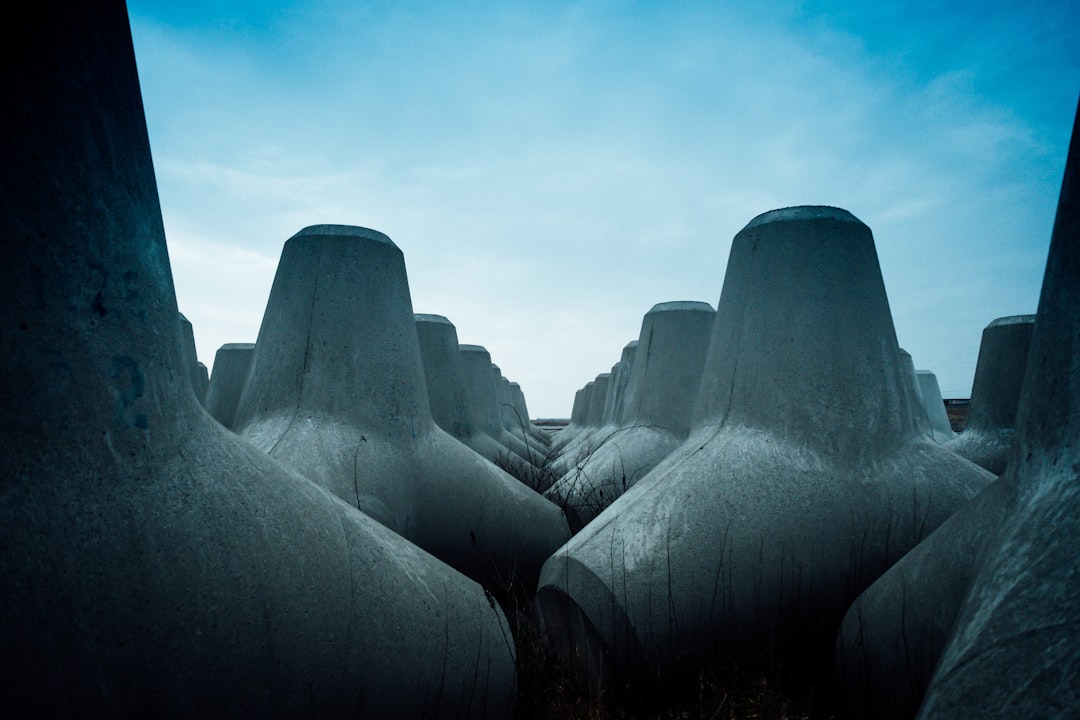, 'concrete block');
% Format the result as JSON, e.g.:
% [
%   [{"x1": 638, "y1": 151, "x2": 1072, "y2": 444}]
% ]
[
  {"x1": 232, "y1": 227, "x2": 569, "y2": 589},
  {"x1": 838, "y1": 98, "x2": 1080, "y2": 720},
  {"x1": 549, "y1": 385, "x2": 591, "y2": 454},
  {"x1": 547, "y1": 371, "x2": 614, "y2": 478},
  {"x1": 537, "y1": 206, "x2": 992, "y2": 691},
  {"x1": 547, "y1": 303, "x2": 714, "y2": 530},
  {"x1": 416, "y1": 314, "x2": 547, "y2": 489},
  {"x1": 916, "y1": 370, "x2": 956, "y2": 443},
  {"x1": 178, "y1": 312, "x2": 209, "y2": 404},
  {"x1": 943, "y1": 315, "x2": 1035, "y2": 474},
  {"x1": 0, "y1": 5, "x2": 515, "y2": 715},
  {"x1": 204, "y1": 342, "x2": 254, "y2": 431},
  {"x1": 461, "y1": 345, "x2": 547, "y2": 472}
]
